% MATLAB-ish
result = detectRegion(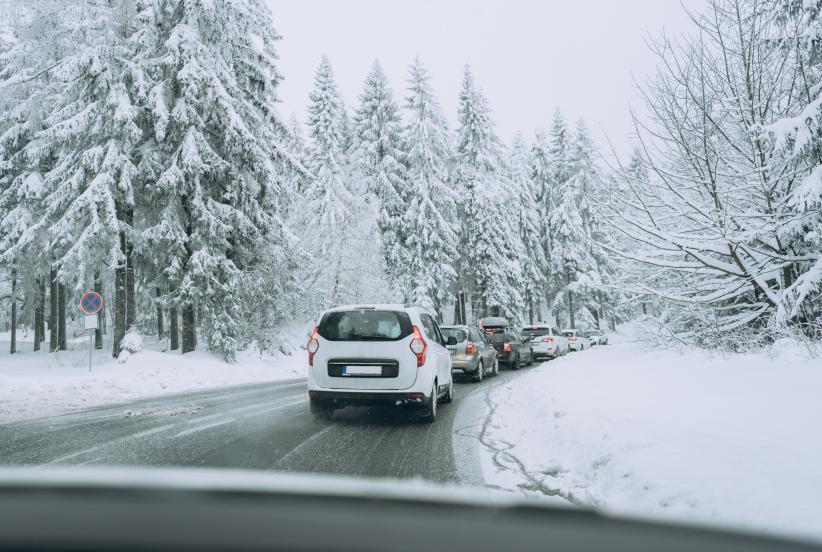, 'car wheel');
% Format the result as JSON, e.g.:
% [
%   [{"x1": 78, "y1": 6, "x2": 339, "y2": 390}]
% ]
[
  {"x1": 443, "y1": 377, "x2": 455, "y2": 403},
  {"x1": 512, "y1": 355, "x2": 520, "y2": 370},
  {"x1": 492, "y1": 357, "x2": 499, "y2": 376},
  {"x1": 474, "y1": 361, "x2": 484, "y2": 383},
  {"x1": 420, "y1": 381, "x2": 438, "y2": 423},
  {"x1": 309, "y1": 400, "x2": 334, "y2": 421}
]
